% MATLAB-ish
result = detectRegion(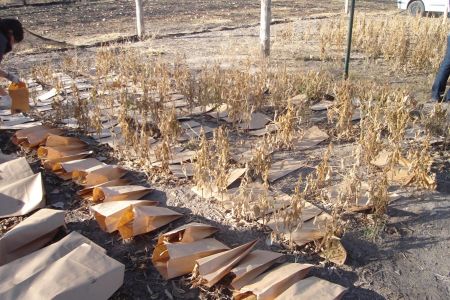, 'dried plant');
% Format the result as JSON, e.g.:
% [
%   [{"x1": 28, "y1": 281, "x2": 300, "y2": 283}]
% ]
[
  {"x1": 193, "y1": 129, "x2": 212, "y2": 189},
  {"x1": 281, "y1": 177, "x2": 306, "y2": 248},
  {"x1": 406, "y1": 136, "x2": 437, "y2": 190},
  {"x1": 328, "y1": 80, "x2": 355, "y2": 139},
  {"x1": 212, "y1": 126, "x2": 230, "y2": 193},
  {"x1": 274, "y1": 100, "x2": 297, "y2": 150}
]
